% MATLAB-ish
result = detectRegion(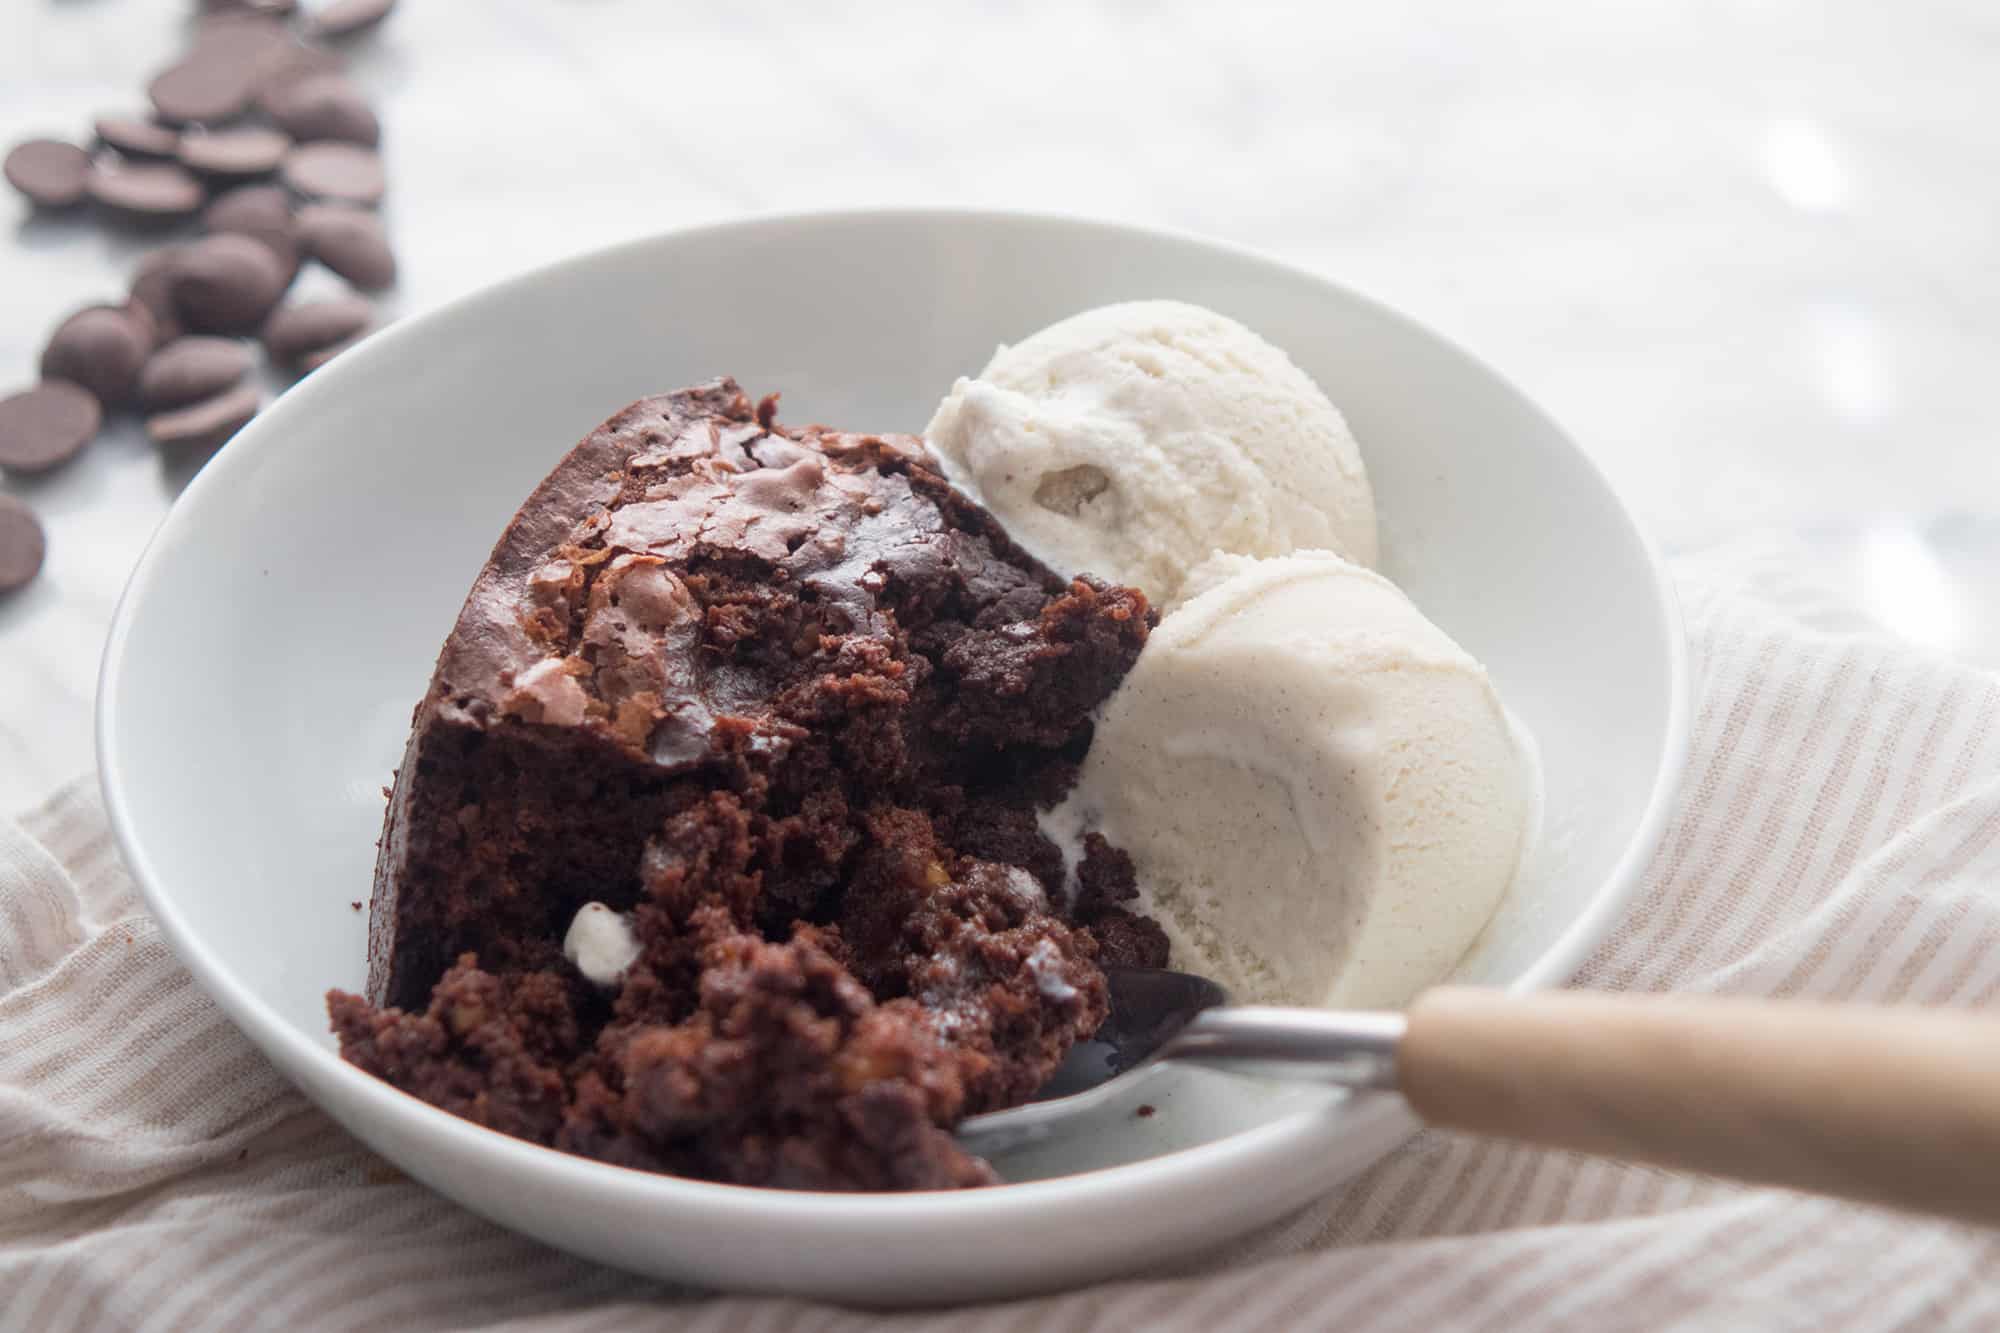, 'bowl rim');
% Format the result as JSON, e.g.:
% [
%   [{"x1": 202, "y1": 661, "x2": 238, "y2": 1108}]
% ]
[{"x1": 96, "y1": 204, "x2": 1693, "y2": 1228}]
